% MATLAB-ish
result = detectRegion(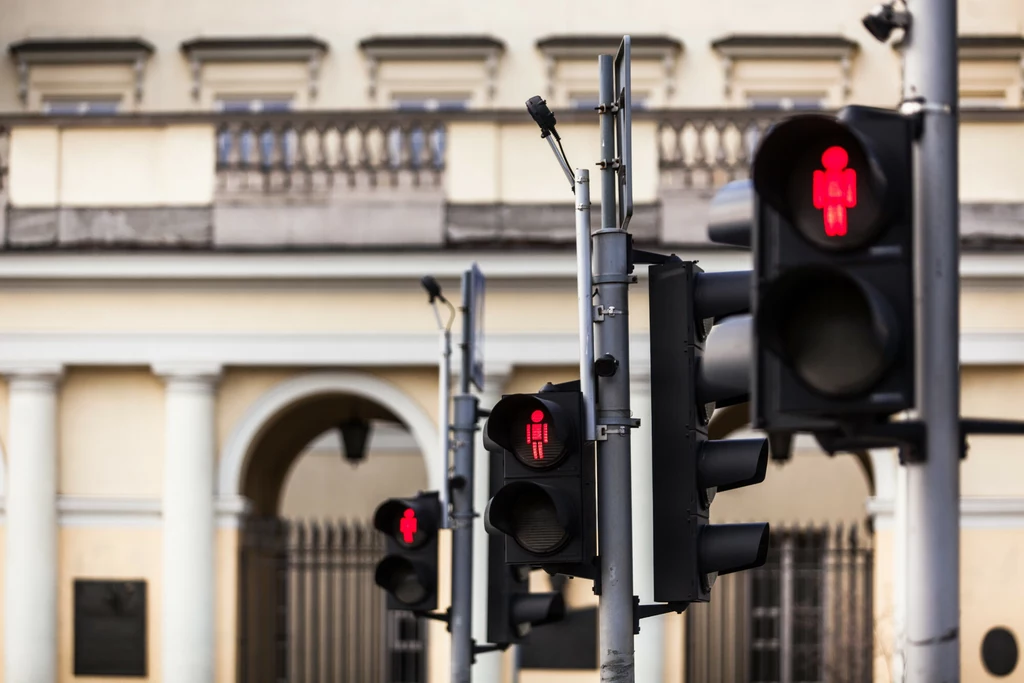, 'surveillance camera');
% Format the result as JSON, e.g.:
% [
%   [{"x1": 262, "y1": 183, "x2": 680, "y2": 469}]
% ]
[
  {"x1": 420, "y1": 275, "x2": 443, "y2": 303},
  {"x1": 862, "y1": 2, "x2": 910, "y2": 43},
  {"x1": 526, "y1": 95, "x2": 559, "y2": 139}
]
